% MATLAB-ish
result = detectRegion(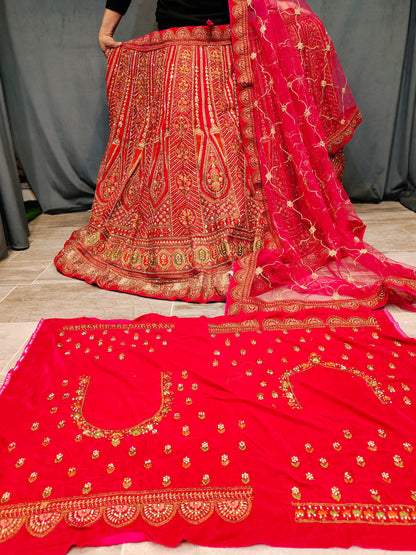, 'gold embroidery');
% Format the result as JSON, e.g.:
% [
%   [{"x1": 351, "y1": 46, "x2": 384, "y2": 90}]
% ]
[
  {"x1": 280, "y1": 354, "x2": 391, "y2": 409},
  {"x1": 226, "y1": 252, "x2": 416, "y2": 316},
  {"x1": 294, "y1": 502, "x2": 416, "y2": 525},
  {"x1": 71, "y1": 373, "x2": 173, "y2": 443},
  {"x1": 208, "y1": 319, "x2": 260, "y2": 334},
  {"x1": 0, "y1": 486, "x2": 255, "y2": 540},
  {"x1": 263, "y1": 315, "x2": 379, "y2": 331},
  {"x1": 62, "y1": 322, "x2": 175, "y2": 332}
]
